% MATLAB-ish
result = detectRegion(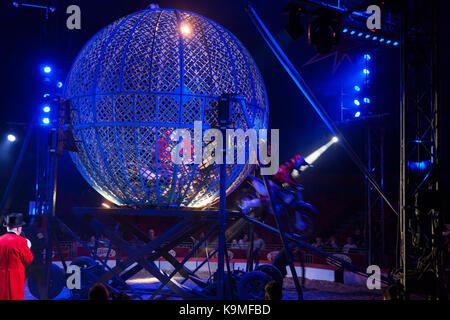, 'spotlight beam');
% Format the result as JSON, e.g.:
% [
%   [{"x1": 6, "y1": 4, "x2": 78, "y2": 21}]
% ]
[
  {"x1": 301, "y1": 138, "x2": 338, "y2": 172},
  {"x1": 247, "y1": 4, "x2": 398, "y2": 216}
]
